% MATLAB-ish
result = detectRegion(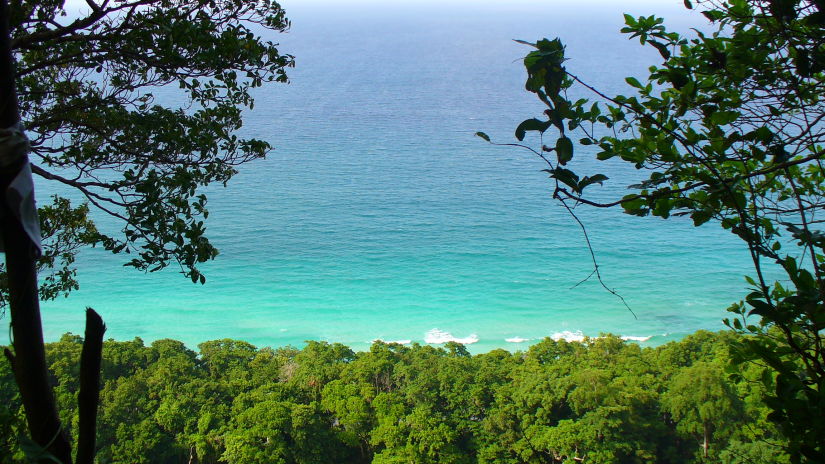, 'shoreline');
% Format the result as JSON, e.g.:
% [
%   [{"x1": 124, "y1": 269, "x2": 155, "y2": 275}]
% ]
[{"x1": 25, "y1": 326, "x2": 702, "y2": 355}]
